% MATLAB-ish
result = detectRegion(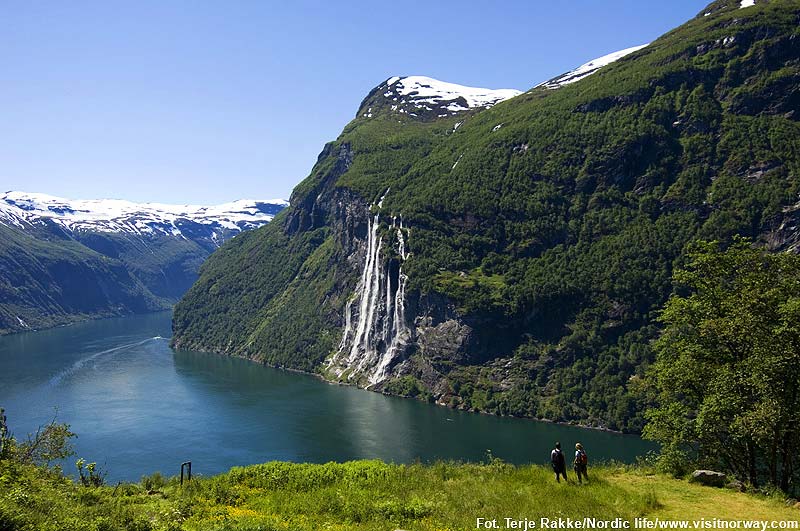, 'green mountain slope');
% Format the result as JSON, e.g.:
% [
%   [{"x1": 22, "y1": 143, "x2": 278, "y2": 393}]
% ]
[
  {"x1": 0, "y1": 223, "x2": 164, "y2": 334},
  {"x1": 173, "y1": 0, "x2": 800, "y2": 432}
]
